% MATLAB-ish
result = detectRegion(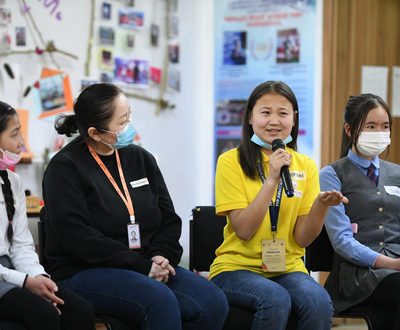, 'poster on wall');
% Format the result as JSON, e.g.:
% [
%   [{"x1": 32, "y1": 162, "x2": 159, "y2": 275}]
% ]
[{"x1": 214, "y1": 0, "x2": 318, "y2": 167}]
